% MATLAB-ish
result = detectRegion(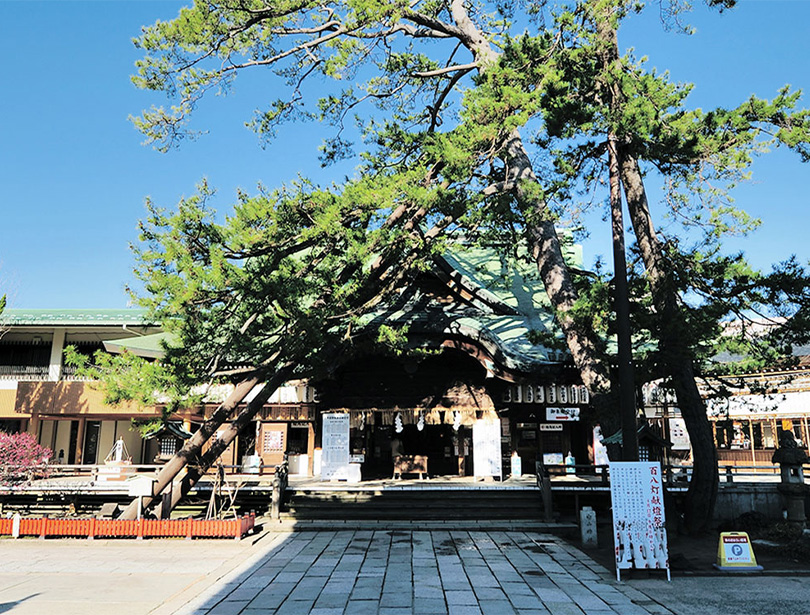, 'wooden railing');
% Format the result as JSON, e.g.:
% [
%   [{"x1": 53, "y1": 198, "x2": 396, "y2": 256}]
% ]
[
  {"x1": 539, "y1": 462, "x2": 808, "y2": 486},
  {"x1": 10, "y1": 460, "x2": 804, "y2": 488},
  {"x1": 4, "y1": 462, "x2": 283, "y2": 481}
]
